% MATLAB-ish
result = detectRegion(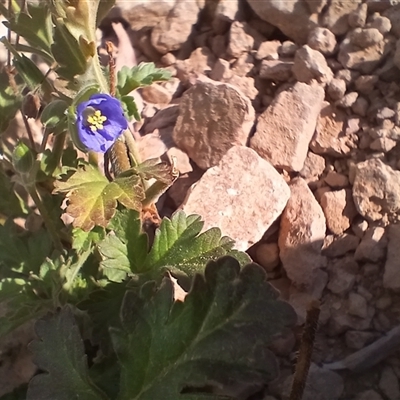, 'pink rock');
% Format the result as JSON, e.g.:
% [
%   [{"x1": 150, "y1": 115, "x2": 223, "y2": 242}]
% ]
[
  {"x1": 250, "y1": 82, "x2": 325, "y2": 172},
  {"x1": 279, "y1": 177, "x2": 327, "y2": 289},
  {"x1": 182, "y1": 146, "x2": 290, "y2": 251},
  {"x1": 310, "y1": 102, "x2": 352, "y2": 156},
  {"x1": 354, "y1": 226, "x2": 387, "y2": 262},
  {"x1": 353, "y1": 158, "x2": 400, "y2": 221},
  {"x1": 293, "y1": 45, "x2": 333, "y2": 85},
  {"x1": 173, "y1": 82, "x2": 255, "y2": 169},
  {"x1": 320, "y1": 189, "x2": 357, "y2": 235}
]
